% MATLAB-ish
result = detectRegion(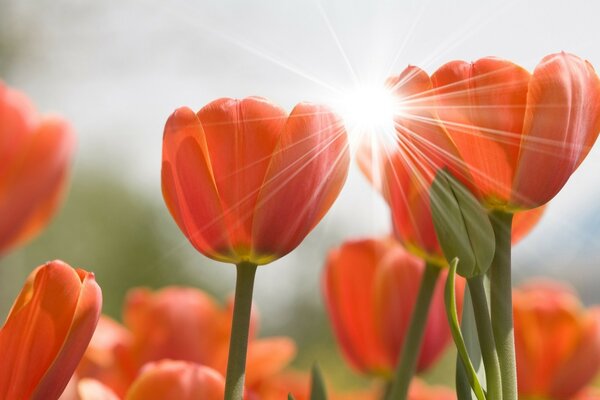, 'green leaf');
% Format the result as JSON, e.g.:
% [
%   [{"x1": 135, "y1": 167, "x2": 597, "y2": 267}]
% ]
[
  {"x1": 310, "y1": 363, "x2": 327, "y2": 400},
  {"x1": 430, "y1": 169, "x2": 495, "y2": 278},
  {"x1": 445, "y1": 258, "x2": 487, "y2": 400},
  {"x1": 288, "y1": 394, "x2": 297, "y2": 400}
]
